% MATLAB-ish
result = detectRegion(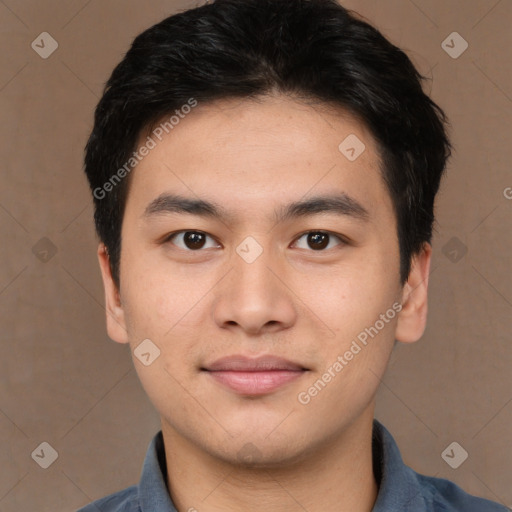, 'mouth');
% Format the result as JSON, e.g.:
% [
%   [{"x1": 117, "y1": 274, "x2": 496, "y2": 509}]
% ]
[{"x1": 201, "y1": 355, "x2": 309, "y2": 396}]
